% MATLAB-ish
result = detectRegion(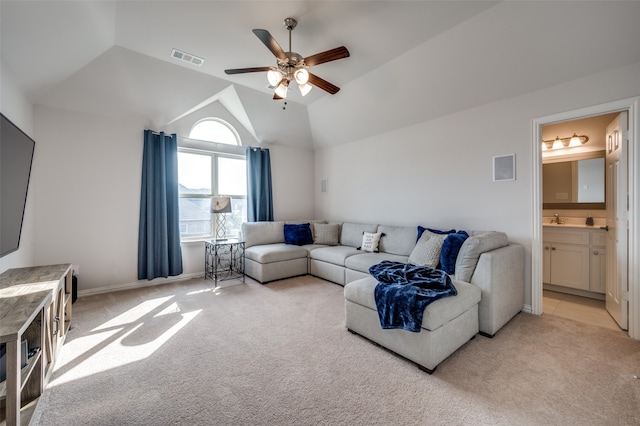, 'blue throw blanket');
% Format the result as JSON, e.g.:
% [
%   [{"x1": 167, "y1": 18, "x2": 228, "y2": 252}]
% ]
[{"x1": 370, "y1": 261, "x2": 457, "y2": 332}]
